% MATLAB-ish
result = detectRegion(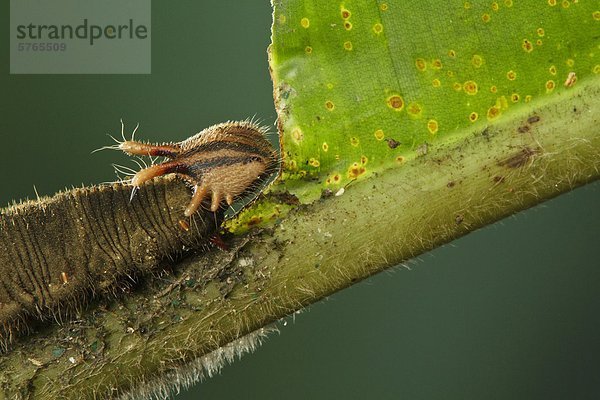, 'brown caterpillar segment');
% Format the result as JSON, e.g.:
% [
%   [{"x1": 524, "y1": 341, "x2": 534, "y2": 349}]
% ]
[
  {"x1": 0, "y1": 176, "x2": 216, "y2": 349},
  {"x1": 119, "y1": 120, "x2": 279, "y2": 215}
]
